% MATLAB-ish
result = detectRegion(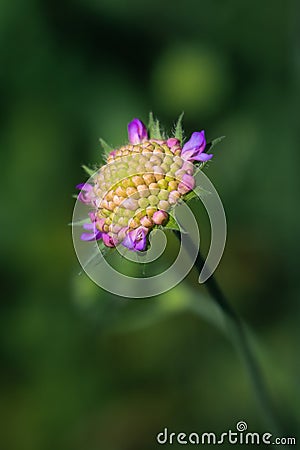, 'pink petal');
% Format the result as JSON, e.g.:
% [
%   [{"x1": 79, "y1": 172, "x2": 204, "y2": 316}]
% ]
[{"x1": 128, "y1": 118, "x2": 148, "y2": 144}]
